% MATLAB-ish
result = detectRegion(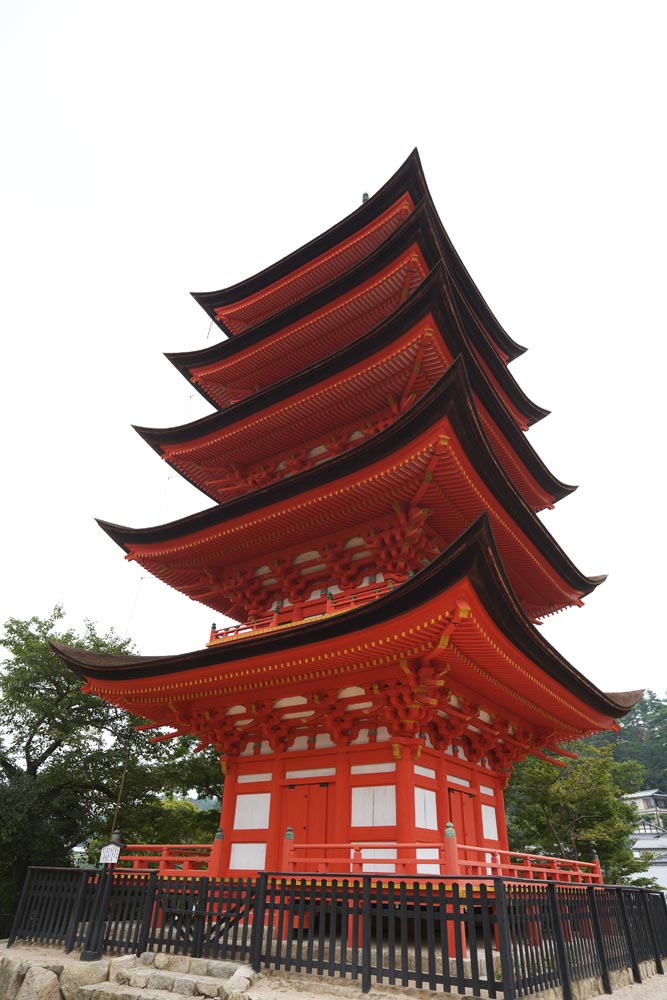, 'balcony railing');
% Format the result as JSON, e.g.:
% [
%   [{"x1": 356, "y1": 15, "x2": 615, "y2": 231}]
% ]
[
  {"x1": 207, "y1": 582, "x2": 395, "y2": 644},
  {"x1": 117, "y1": 827, "x2": 603, "y2": 885}
]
